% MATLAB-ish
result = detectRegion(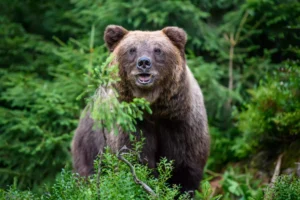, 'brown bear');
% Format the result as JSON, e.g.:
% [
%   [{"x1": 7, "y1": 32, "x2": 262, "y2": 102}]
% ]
[{"x1": 71, "y1": 25, "x2": 210, "y2": 194}]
